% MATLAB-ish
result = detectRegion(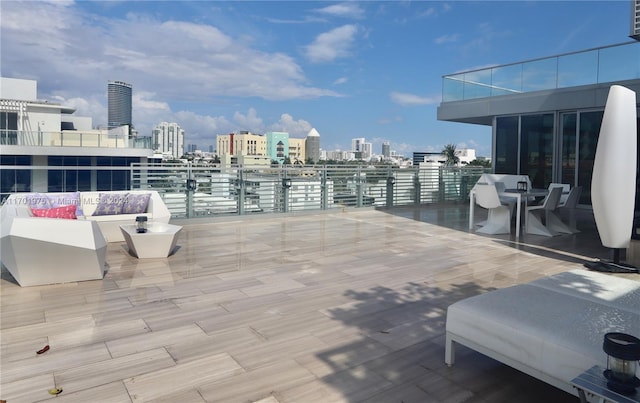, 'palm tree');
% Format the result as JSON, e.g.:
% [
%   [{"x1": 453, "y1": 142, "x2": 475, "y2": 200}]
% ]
[{"x1": 442, "y1": 143, "x2": 459, "y2": 166}]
